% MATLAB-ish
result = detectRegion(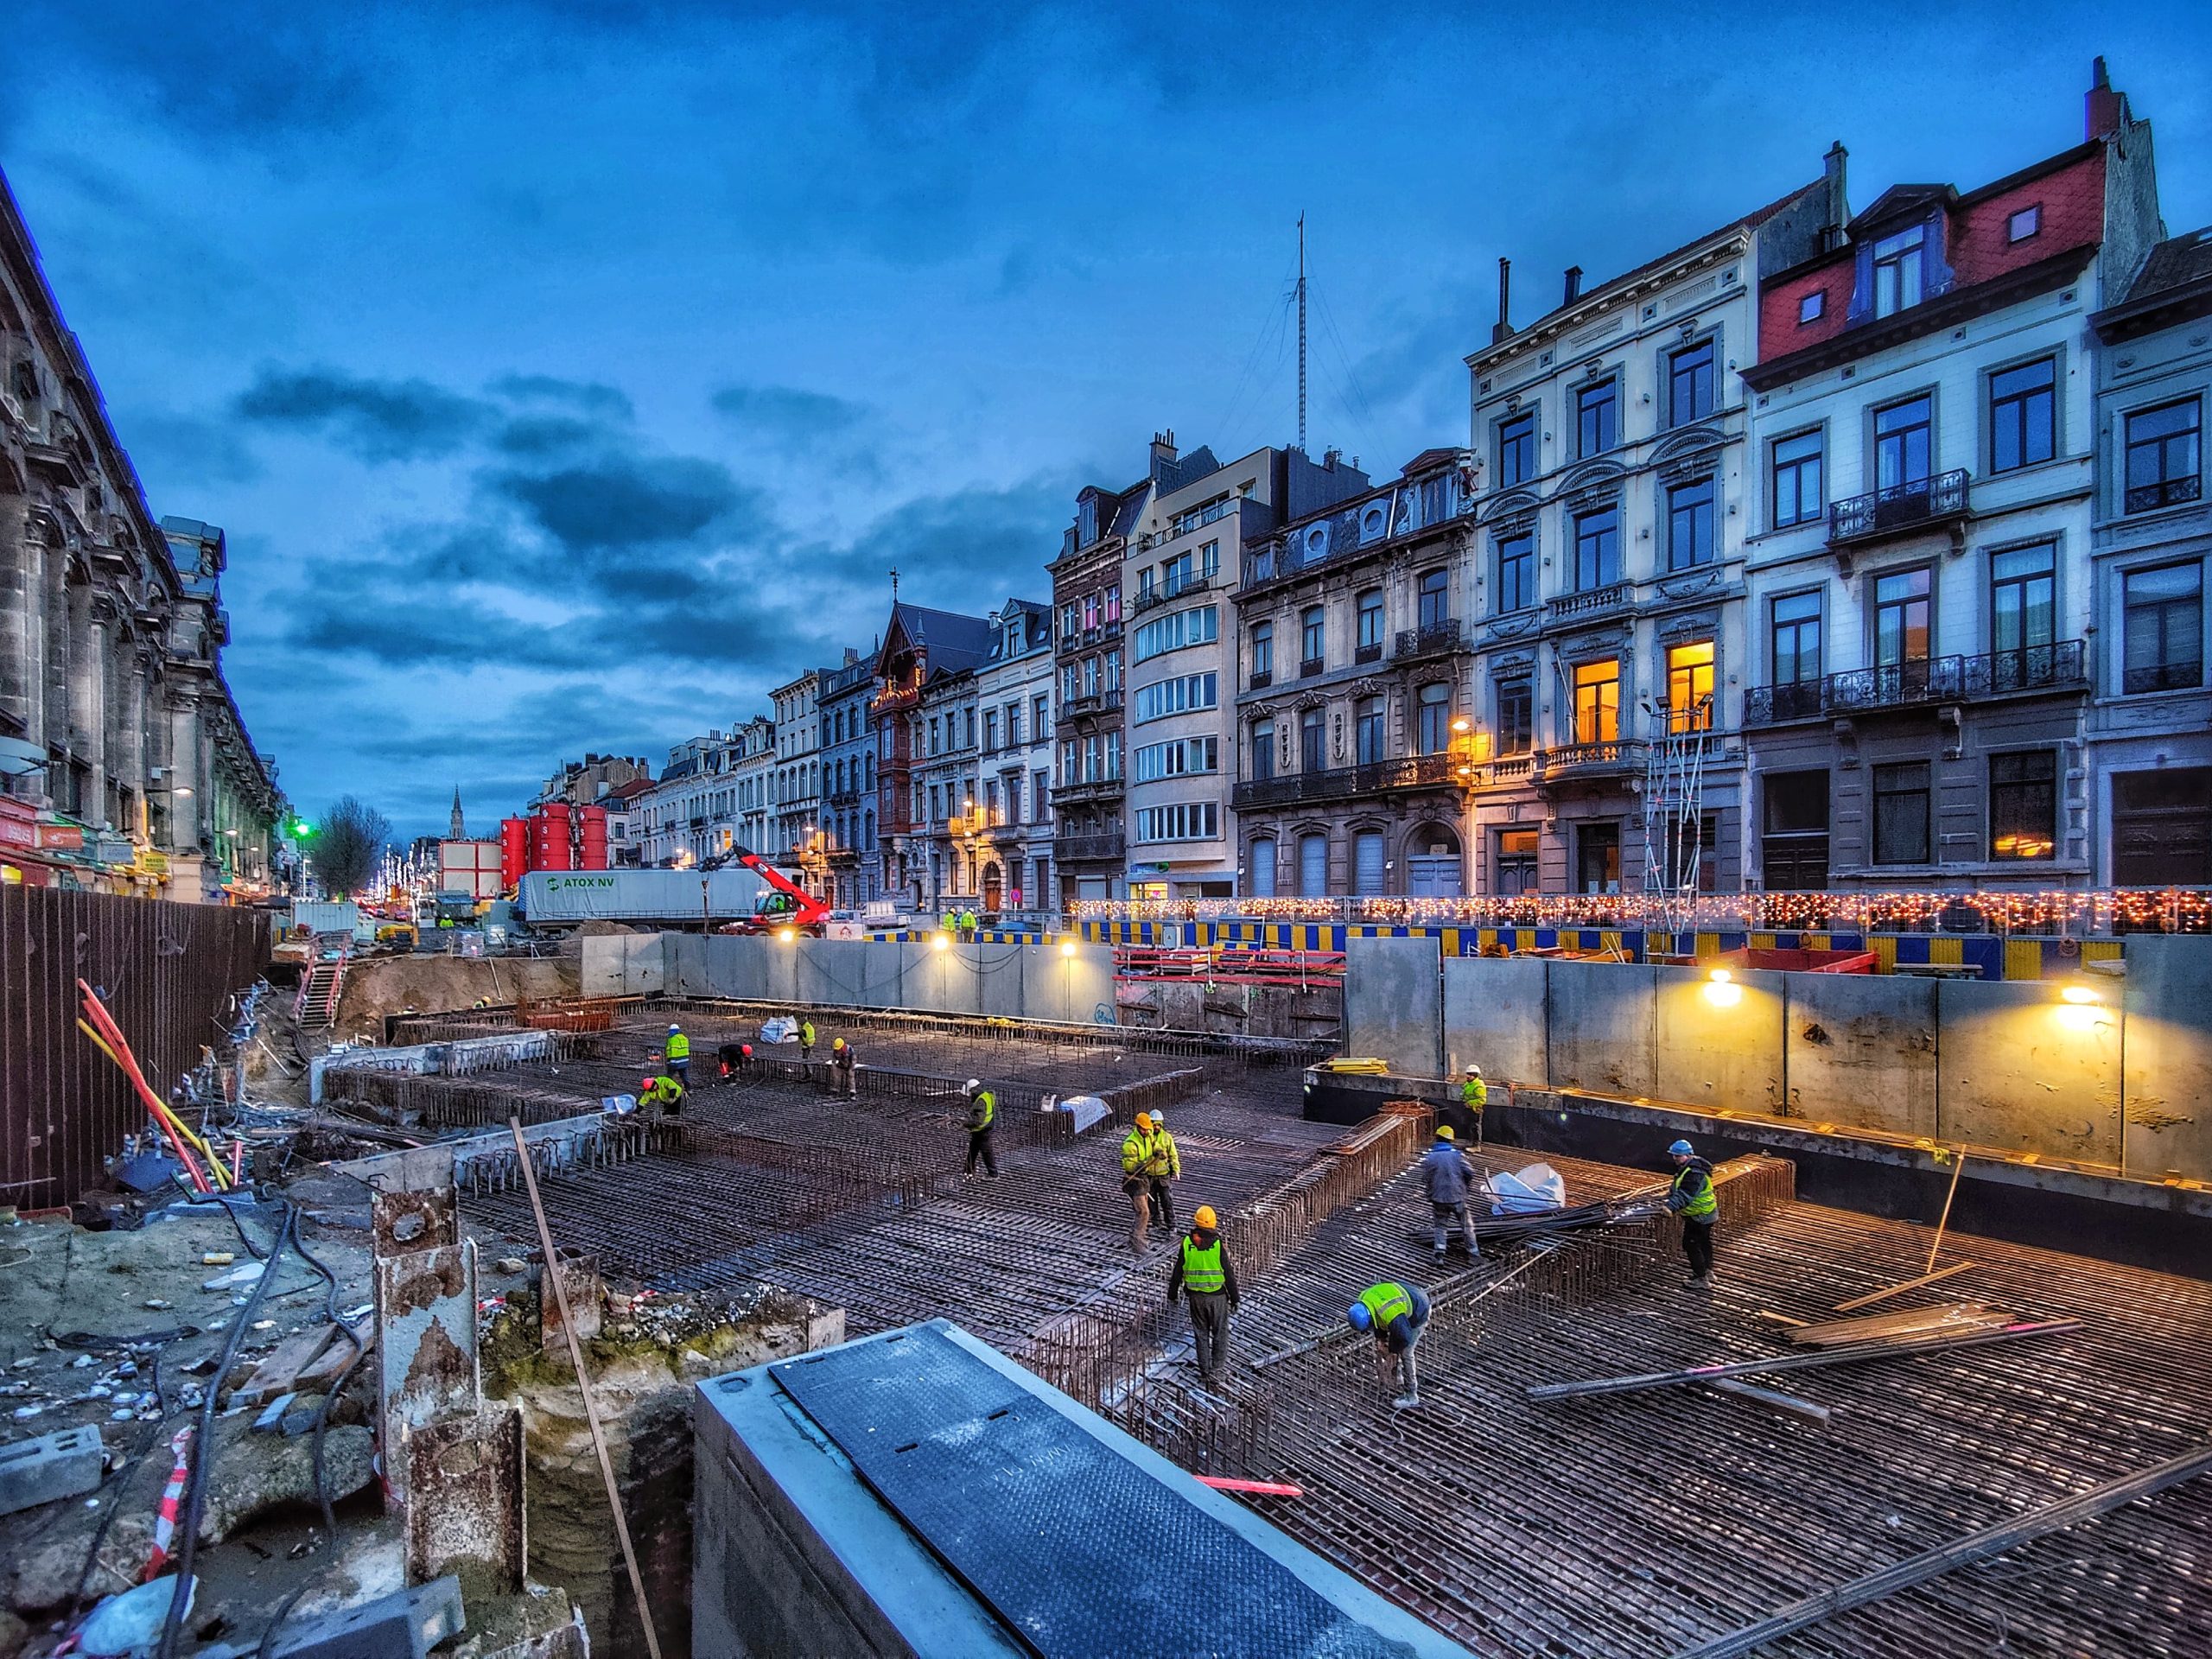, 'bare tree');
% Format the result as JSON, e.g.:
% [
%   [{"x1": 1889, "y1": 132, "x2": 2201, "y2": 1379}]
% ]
[{"x1": 310, "y1": 796, "x2": 391, "y2": 899}]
